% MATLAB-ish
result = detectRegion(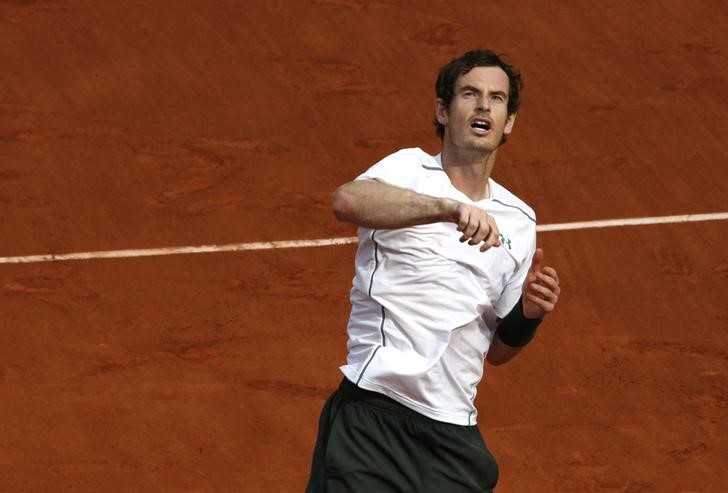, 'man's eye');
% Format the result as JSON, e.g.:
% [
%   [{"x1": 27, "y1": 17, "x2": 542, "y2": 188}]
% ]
[{"x1": 492, "y1": 95, "x2": 505, "y2": 102}]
